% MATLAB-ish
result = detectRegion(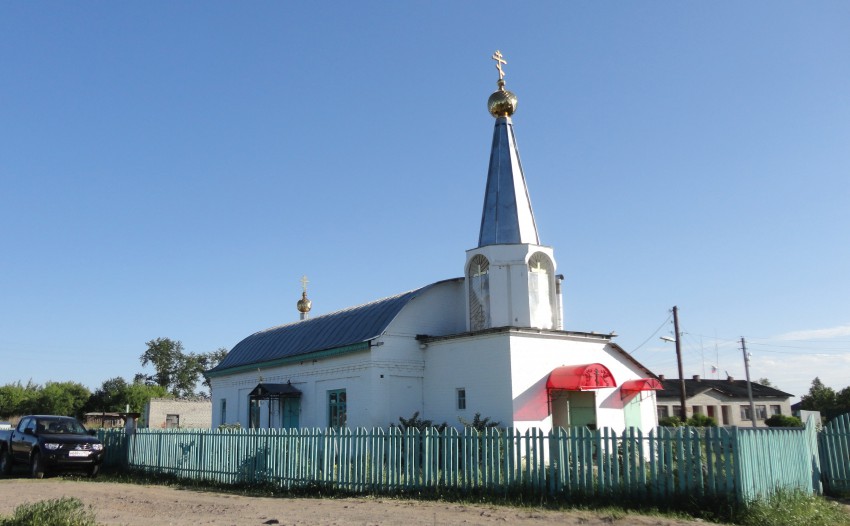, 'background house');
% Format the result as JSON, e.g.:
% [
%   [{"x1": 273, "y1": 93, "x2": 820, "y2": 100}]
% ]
[{"x1": 656, "y1": 375, "x2": 793, "y2": 427}]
